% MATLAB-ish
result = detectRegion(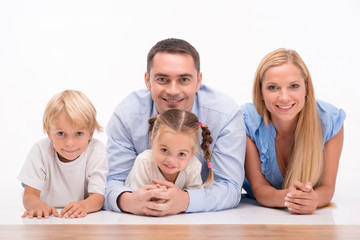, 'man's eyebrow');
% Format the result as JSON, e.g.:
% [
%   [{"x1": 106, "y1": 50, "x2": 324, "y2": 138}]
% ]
[
  {"x1": 178, "y1": 73, "x2": 193, "y2": 78},
  {"x1": 154, "y1": 73, "x2": 169, "y2": 77}
]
